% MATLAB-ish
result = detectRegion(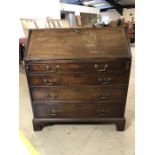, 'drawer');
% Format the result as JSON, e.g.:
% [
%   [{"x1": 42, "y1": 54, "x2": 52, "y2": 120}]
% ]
[
  {"x1": 28, "y1": 73, "x2": 128, "y2": 86},
  {"x1": 25, "y1": 61, "x2": 126, "y2": 74},
  {"x1": 31, "y1": 86, "x2": 126, "y2": 102},
  {"x1": 34, "y1": 103, "x2": 123, "y2": 118}
]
